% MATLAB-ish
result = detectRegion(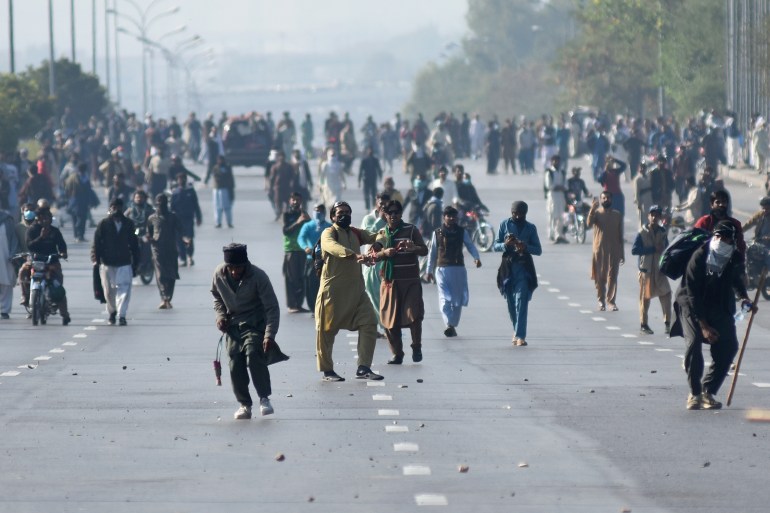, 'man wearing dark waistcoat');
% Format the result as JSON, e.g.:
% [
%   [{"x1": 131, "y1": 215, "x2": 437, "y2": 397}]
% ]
[
  {"x1": 374, "y1": 200, "x2": 429, "y2": 364},
  {"x1": 426, "y1": 205, "x2": 481, "y2": 337}
]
